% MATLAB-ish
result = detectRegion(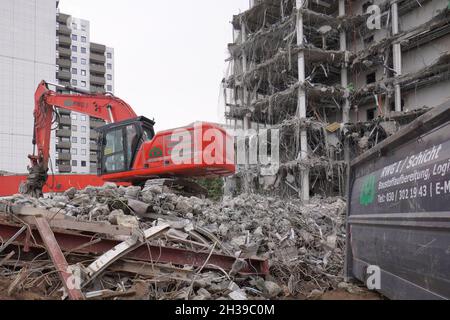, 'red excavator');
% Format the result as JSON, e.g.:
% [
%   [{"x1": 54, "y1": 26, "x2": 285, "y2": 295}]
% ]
[{"x1": 20, "y1": 81, "x2": 235, "y2": 197}]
